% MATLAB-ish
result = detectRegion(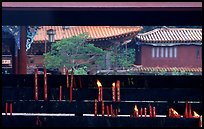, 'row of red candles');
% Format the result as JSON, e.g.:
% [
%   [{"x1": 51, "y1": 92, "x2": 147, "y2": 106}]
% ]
[
  {"x1": 5, "y1": 101, "x2": 200, "y2": 118},
  {"x1": 133, "y1": 102, "x2": 201, "y2": 118},
  {"x1": 35, "y1": 67, "x2": 121, "y2": 102},
  {"x1": 4, "y1": 101, "x2": 202, "y2": 127},
  {"x1": 94, "y1": 100, "x2": 118, "y2": 117},
  {"x1": 35, "y1": 67, "x2": 75, "y2": 102},
  {"x1": 97, "y1": 80, "x2": 120, "y2": 102},
  {"x1": 93, "y1": 102, "x2": 156, "y2": 118},
  {"x1": 33, "y1": 67, "x2": 201, "y2": 126},
  {"x1": 133, "y1": 104, "x2": 156, "y2": 118},
  {"x1": 95, "y1": 80, "x2": 120, "y2": 117},
  {"x1": 169, "y1": 101, "x2": 200, "y2": 118}
]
